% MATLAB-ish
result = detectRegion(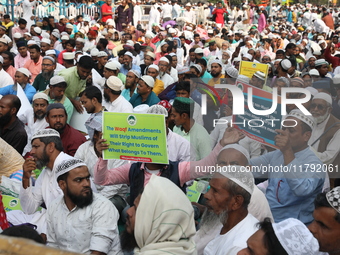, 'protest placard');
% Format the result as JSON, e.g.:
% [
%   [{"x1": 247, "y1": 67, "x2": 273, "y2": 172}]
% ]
[
  {"x1": 232, "y1": 80, "x2": 282, "y2": 149},
  {"x1": 102, "y1": 112, "x2": 168, "y2": 164},
  {"x1": 239, "y1": 61, "x2": 269, "y2": 81}
]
